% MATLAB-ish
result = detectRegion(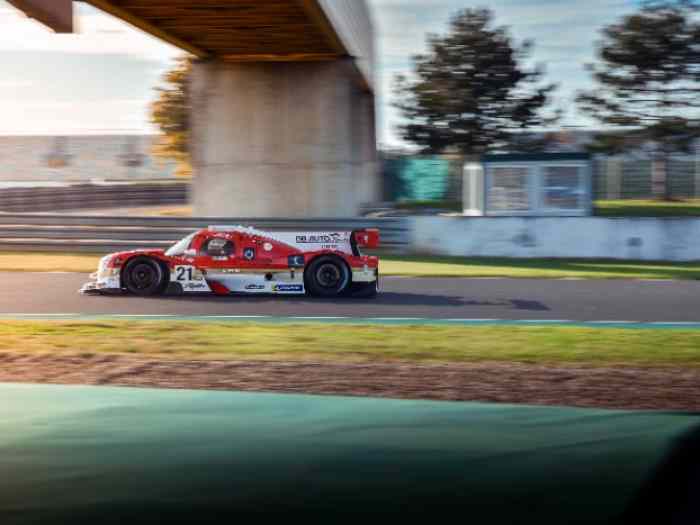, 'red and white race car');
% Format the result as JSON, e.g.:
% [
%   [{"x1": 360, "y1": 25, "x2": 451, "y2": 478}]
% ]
[{"x1": 80, "y1": 225, "x2": 380, "y2": 298}]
